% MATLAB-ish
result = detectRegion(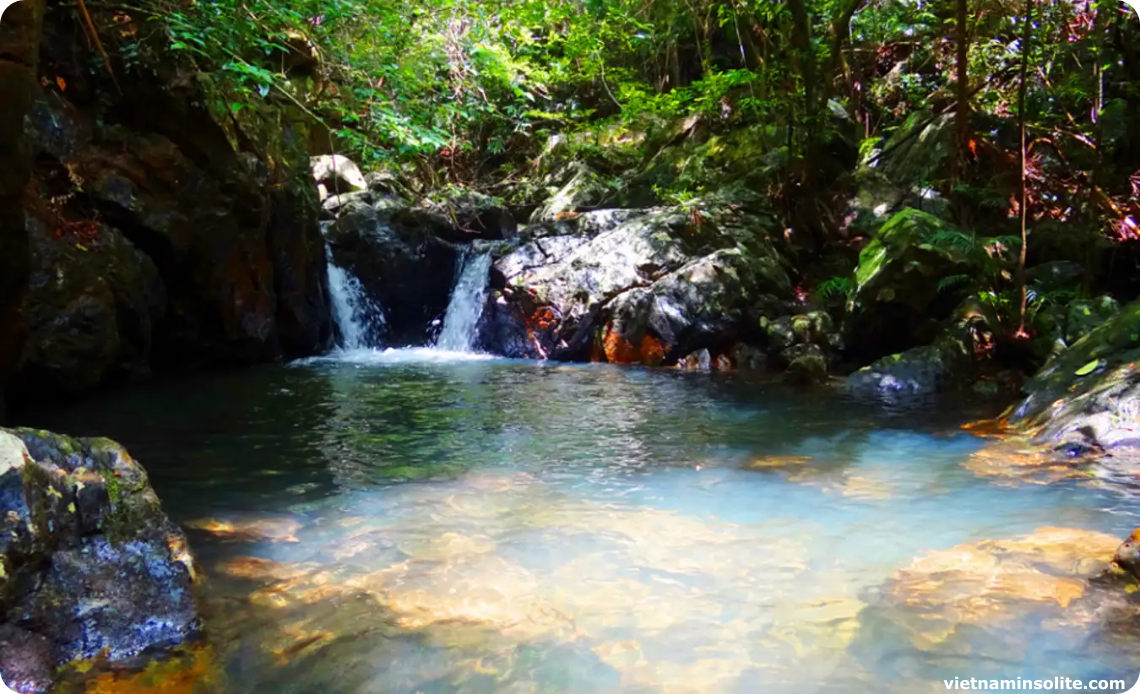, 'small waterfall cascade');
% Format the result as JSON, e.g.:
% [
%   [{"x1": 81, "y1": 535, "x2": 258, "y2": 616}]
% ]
[
  {"x1": 435, "y1": 249, "x2": 493, "y2": 353},
  {"x1": 325, "y1": 246, "x2": 386, "y2": 350}
]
